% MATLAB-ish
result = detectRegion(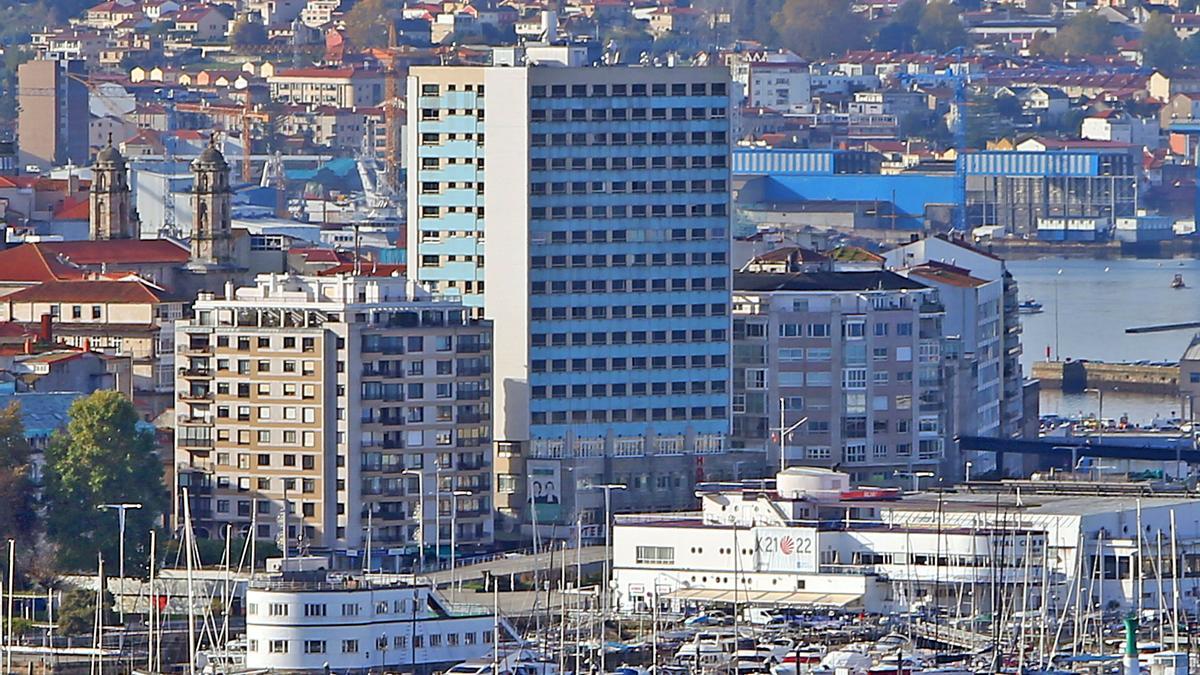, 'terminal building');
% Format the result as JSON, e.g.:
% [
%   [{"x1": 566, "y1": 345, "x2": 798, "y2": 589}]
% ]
[{"x1": 613, "y1": 467, "x2": 1200, "y2": 616}]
